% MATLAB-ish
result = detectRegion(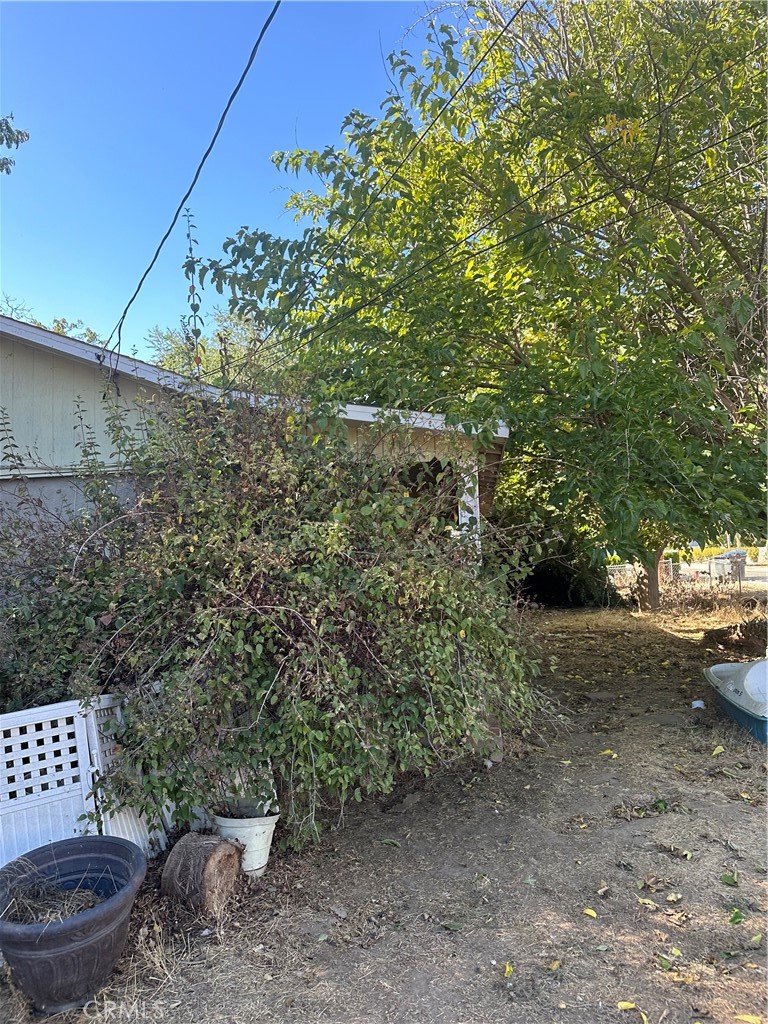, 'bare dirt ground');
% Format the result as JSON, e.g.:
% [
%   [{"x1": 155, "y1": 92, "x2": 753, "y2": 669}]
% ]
[{"x1": 3, "y1": 603, "x2": 767, "y2": 1024}]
